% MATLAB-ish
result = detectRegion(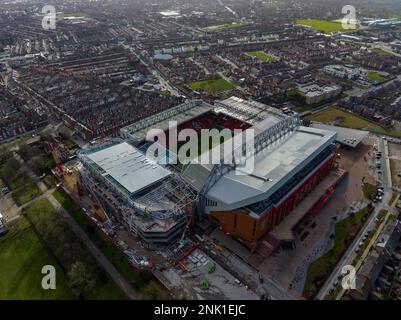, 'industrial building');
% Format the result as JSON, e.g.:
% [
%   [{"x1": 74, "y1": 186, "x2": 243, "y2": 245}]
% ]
[
  {"x1": 80, "y1": 97, "x2": 340, "y2": 254},
  {"x1": 297, "y1": 83, "x2": 342, "y2": 105}
]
